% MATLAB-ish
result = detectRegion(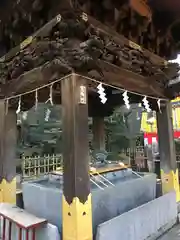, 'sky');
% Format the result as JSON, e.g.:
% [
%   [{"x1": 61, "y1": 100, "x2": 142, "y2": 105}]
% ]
[{"x1": 170, "y1": 55, "x2": 180, "y2": 64}]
